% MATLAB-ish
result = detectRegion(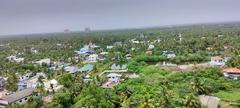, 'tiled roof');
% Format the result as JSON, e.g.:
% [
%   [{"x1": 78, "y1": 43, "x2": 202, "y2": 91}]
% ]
[
  {"x1": 223, "y1": 68, "x2": 240, "y2": 73},
  {"x1": 211, "y1": 56, "x2": 223, "y2": 60}
]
